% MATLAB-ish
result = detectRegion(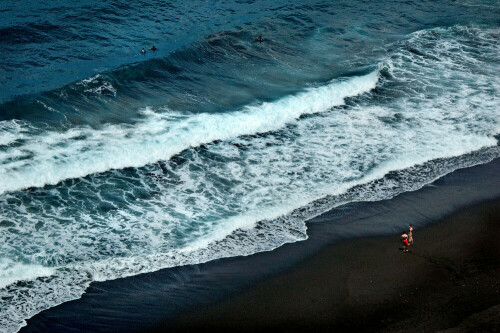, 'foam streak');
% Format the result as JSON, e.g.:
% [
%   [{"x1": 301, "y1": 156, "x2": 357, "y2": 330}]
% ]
[{"x1": 0, "y1": 71, "x2": 378, "y2": 195}]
